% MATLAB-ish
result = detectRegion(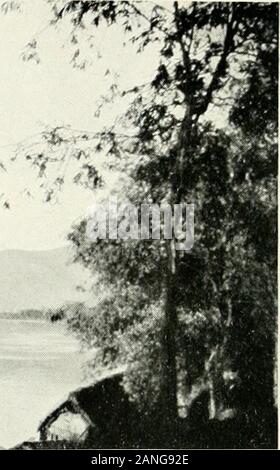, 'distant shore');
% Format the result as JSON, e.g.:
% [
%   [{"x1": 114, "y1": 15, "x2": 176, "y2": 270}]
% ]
[{"x1": 0, "y1": 310, "x2": 45, "y2": 321}]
